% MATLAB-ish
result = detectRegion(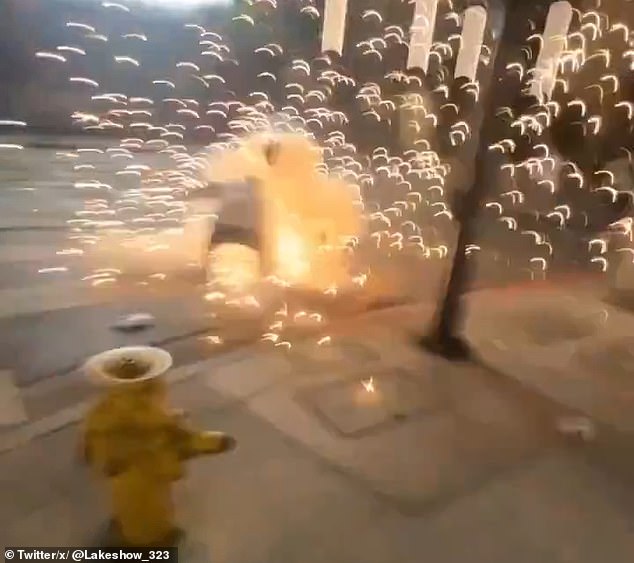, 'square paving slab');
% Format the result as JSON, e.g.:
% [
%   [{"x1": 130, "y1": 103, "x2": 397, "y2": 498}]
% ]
[
  {"x1": 298, "y1": 367, "x2": 443, "y2": 437},
  {"x1": 291, "y1": 336, "x2": 382, "y2": 370}
]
